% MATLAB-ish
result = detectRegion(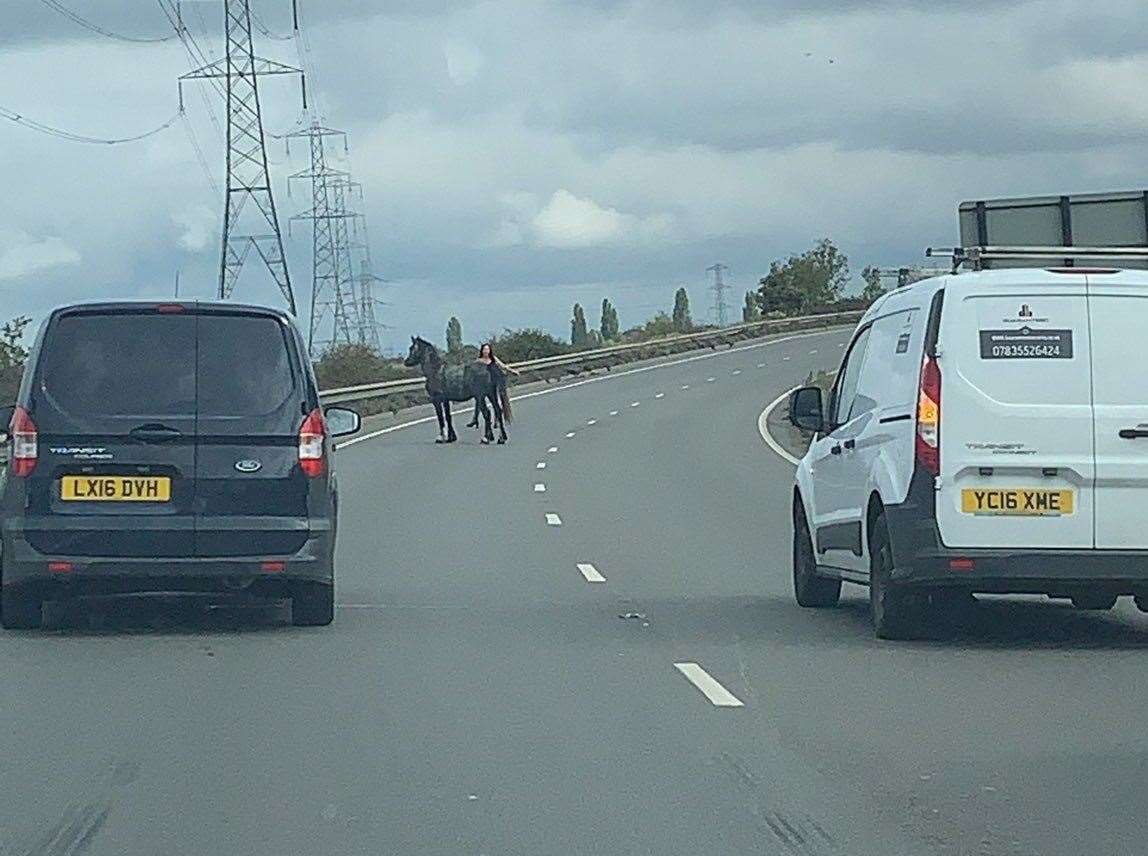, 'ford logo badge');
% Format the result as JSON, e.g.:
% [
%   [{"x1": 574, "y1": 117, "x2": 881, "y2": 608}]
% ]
[{"x1": 234, "y1": 459, "x2": 262, "y2": 473}]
